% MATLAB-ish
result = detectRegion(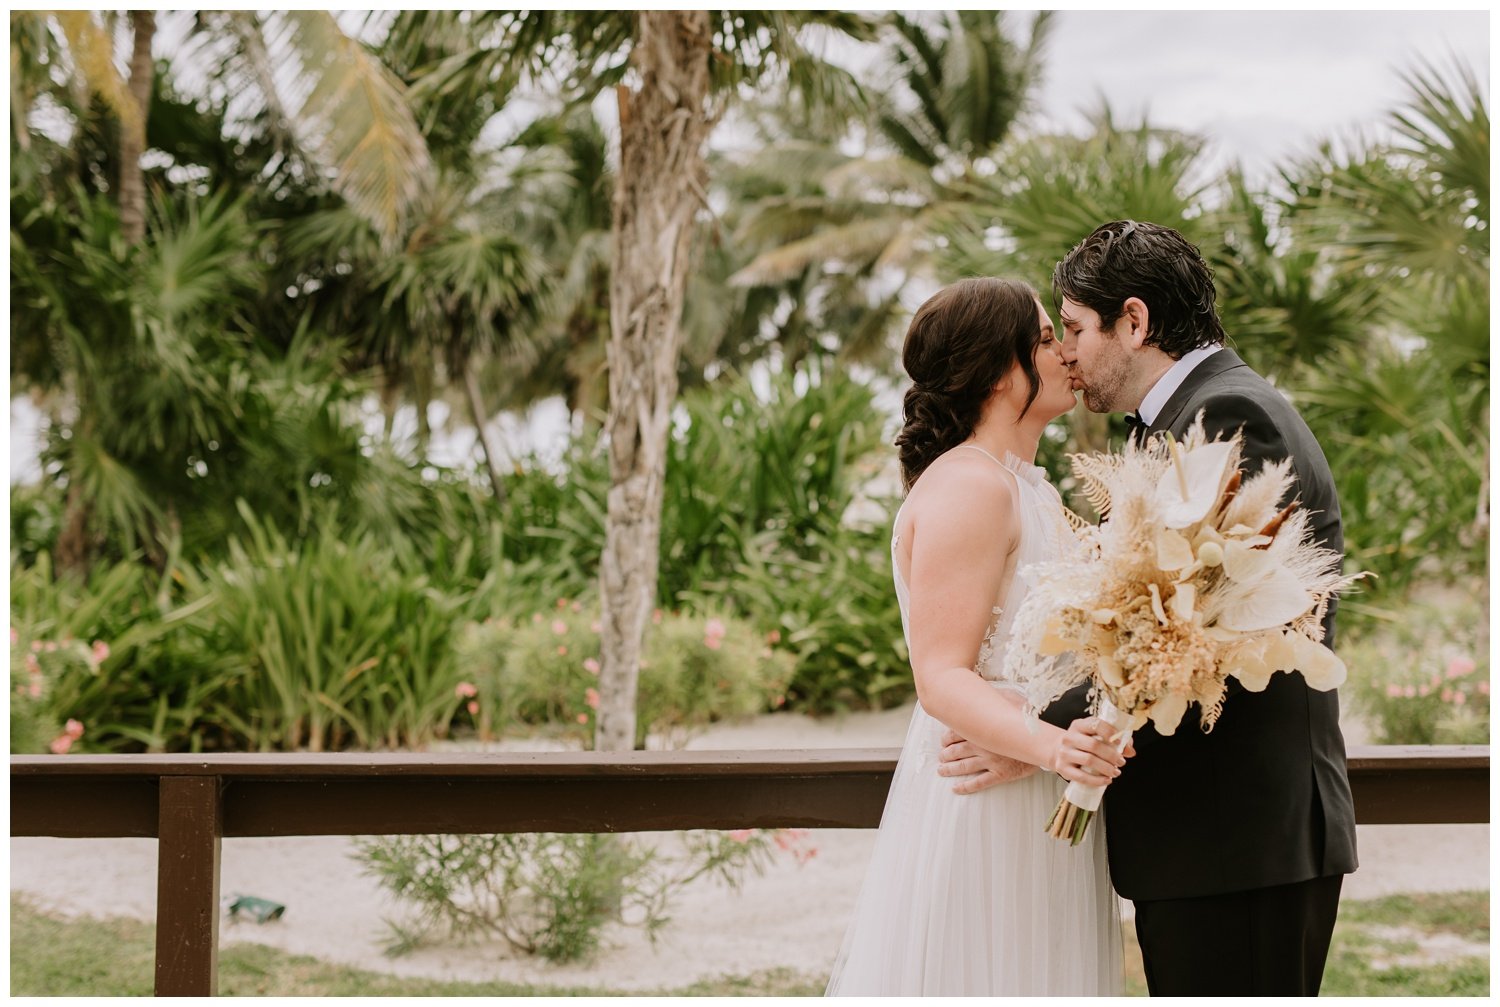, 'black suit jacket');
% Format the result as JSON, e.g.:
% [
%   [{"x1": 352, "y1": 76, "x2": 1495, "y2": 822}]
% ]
[{"x1": 1042, "y1": 348, "x2": 1358, "y2": 902}]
